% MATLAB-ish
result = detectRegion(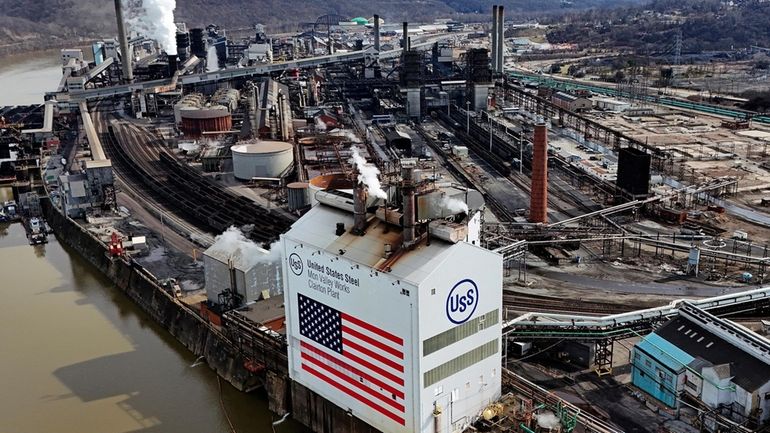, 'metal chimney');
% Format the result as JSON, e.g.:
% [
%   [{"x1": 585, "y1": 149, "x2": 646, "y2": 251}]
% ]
[
  {"x1": 497, "y1": 5, "x2": 505, "y2": 73},
  {"x1": 401, "y1": 160, "x2": 417, "y2": 246},
  {"x1": 373, "y1": 14, "x2": 381, "y2": 52},
  {"x1": 402, "y1": 22, "x2": 409, "y2": 50},
  {"x1": 491, "y1": 5, "x2": 498, "y2": 72},
  {"x1": 352, "y1": 181, "x2": 368, "y2": 235},
  {"x1": 113, "y1": 0, "x2": 133, "y2": 82},
  {"x1": 529, "y1": 121, "x2": 548, "y2": 223}
]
